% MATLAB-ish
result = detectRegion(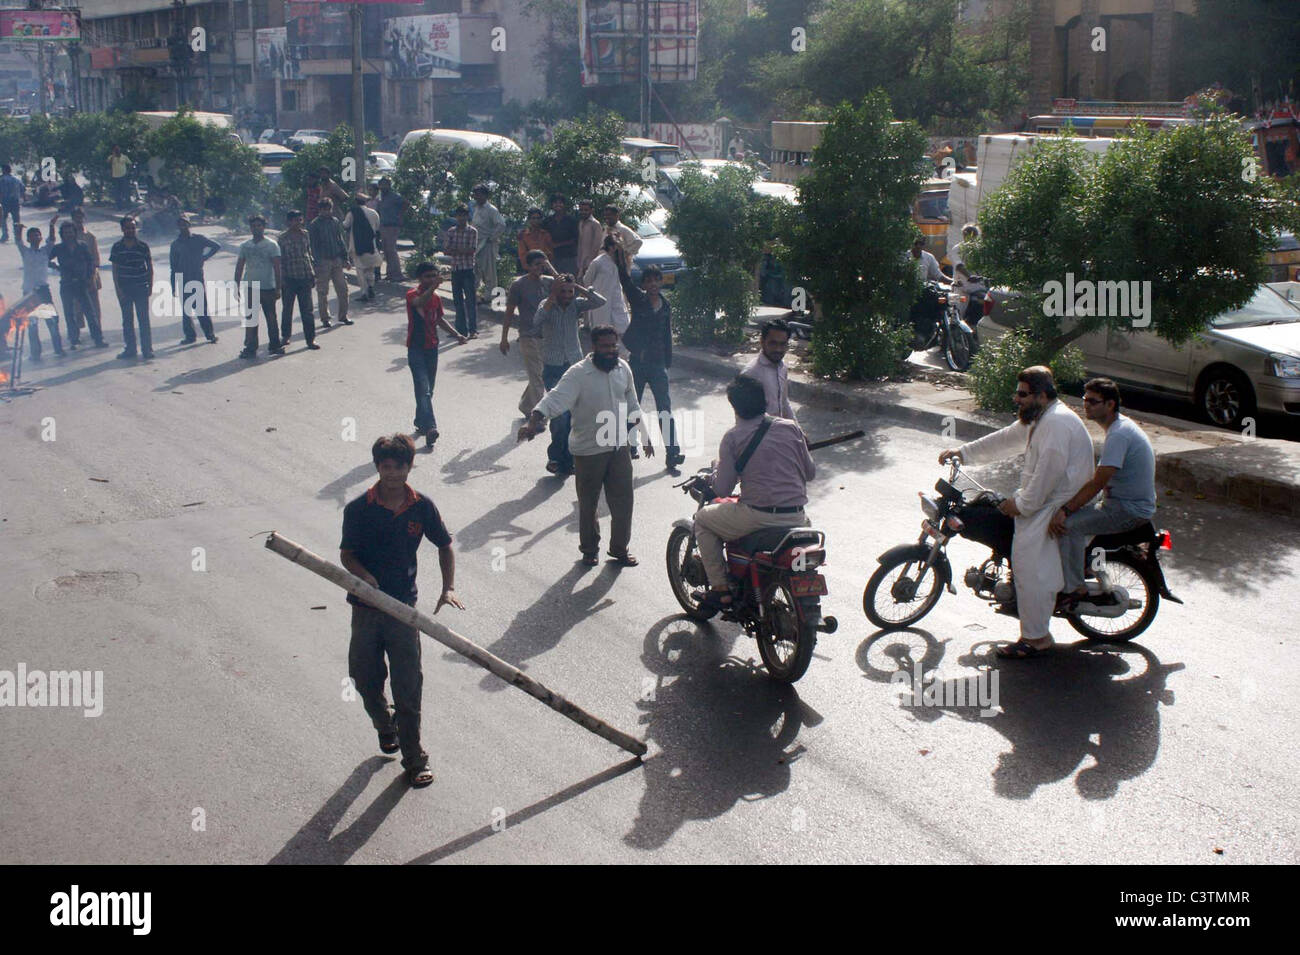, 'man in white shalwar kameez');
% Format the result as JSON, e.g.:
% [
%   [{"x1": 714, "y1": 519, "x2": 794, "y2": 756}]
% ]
[
  {"x1": 940, "y1": 366, "x2": 1094, "y2": 657},
  {"x1": 583, "y1": 236, "x2": 630, "y2": 343}
]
